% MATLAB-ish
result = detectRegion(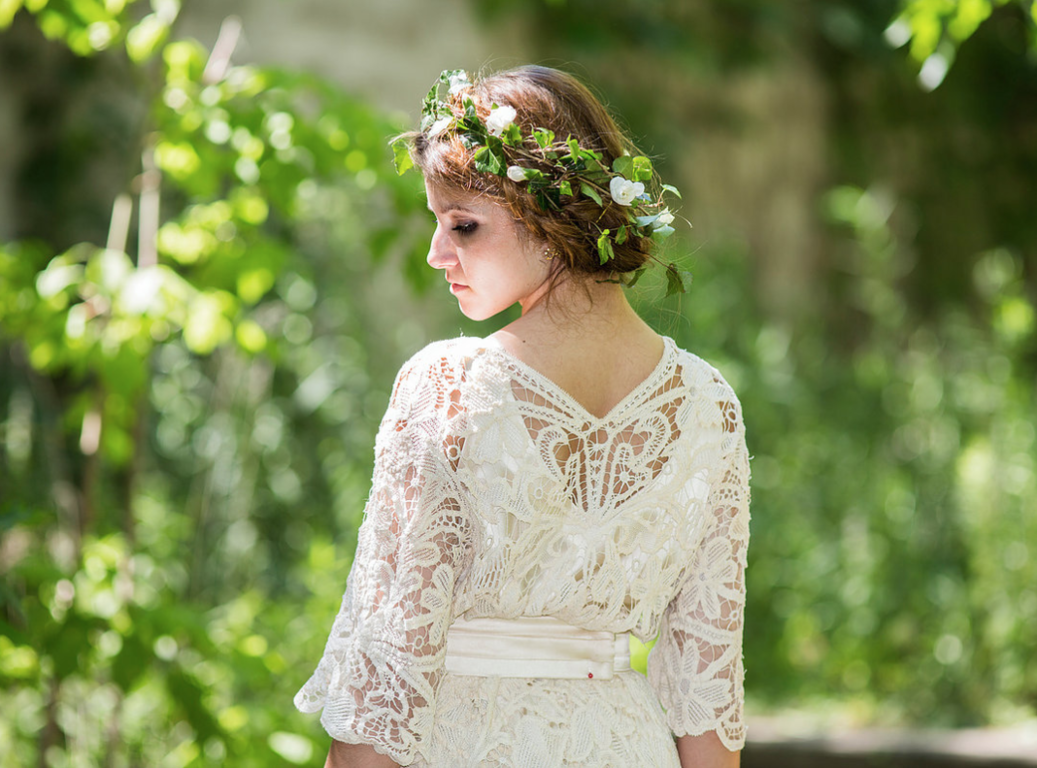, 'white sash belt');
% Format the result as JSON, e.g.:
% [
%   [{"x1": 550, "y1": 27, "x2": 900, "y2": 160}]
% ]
[{"x1": 444, "y1": 616, "x2": 631, "y2": 680}]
